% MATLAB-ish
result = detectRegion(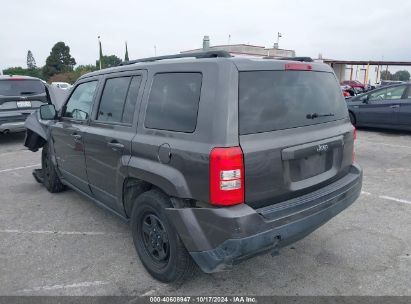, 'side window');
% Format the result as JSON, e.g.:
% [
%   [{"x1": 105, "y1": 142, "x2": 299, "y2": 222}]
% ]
[
  {"x1": 385, "y1": 85, "x2": 406, "y2": 100},
  {"x1": 369, "y1": 86, "x2": 406, "y2": 103},
  {"x1": 122, "y1": 76, "x2": 142, "y2": 124},
  {"x1": 63, "y1": 81, "x2": 98, "y2": 120},
  {"x1": 406, "y1": 87, "x2": 411, "y2": 99},
  {"x1": 145, "y1": 73, "x2": 202, "y2": 132},
  {"x1": 369, "y1": 89, "x2": 387, "y2": 103},
  {"x1": 97, "y1": 76, "x2": 142, "y2": 124}
]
